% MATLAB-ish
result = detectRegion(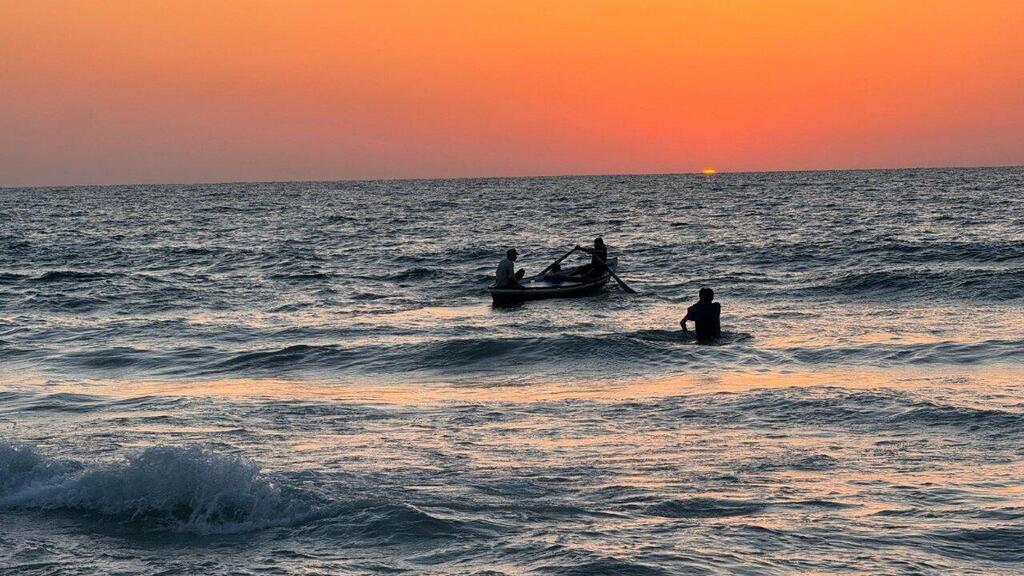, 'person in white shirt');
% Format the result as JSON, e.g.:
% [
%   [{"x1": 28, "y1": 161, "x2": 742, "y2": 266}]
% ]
[{"x1": 495, "y1": 248, "x2": 525, "y2": 288}]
